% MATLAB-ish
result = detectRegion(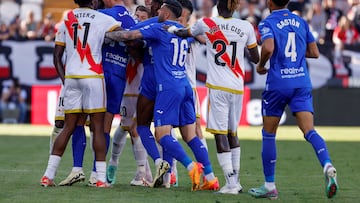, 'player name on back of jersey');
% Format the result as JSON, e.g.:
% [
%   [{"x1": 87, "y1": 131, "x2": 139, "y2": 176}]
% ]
[
  {"x1": 74, "y1": 12, "x2": 96, "y2": 19},
  {"x1": 208, "y1": 23, "x2": 244, "y2": 36},
  {"x1": 276, "y1": 18, "x2": 300, "y2": 29}
]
